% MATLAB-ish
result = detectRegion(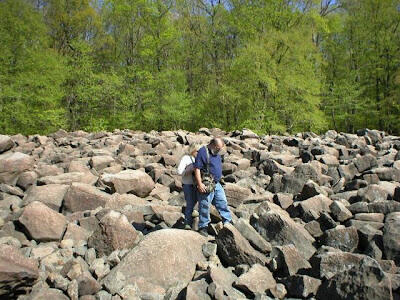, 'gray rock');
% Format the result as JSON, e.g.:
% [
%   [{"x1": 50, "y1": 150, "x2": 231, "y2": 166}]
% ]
[
  {"x1": 281, "y1": 275, "x2": 321, "y2": 298},
  {"x1": 299, "y1": 180, "x2": 327, "y2": 200},
  {"x1": 383, "y1": 212, "x2": 400, "y2": 265},
  {"x1": 250, "y1": 207, "x2": 316, "y2": 260},
  {"x1": 208, "y1": 264, "x2": 246, "y2": 299},
  {"x1": 316, "y1": 256, "x2": 392, "y2": 300},
  {"x1": 330, "y1": 200, "x2": 352, "y2": 222},
  {"x1": 321, "y1": 226, "x2": 359, "y2": 252},
  {"x1": 202, "y1": 242, "x2": 217, "y2": 258},
  {"x1": 270, "y1": 244, "x2": 312, "y2": 277},
  {"x1": 216, "y1": 223, "x2": 269, "y2": 267},
  {"x1": 234, "y1": 218, "x2": 272, "y2": 254}
]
